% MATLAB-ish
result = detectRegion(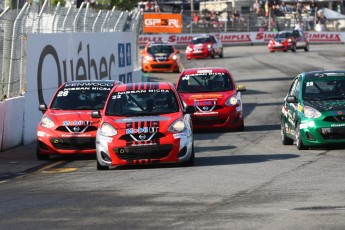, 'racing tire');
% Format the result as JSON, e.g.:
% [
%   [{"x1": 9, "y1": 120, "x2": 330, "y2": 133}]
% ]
[
  {"x1": 36, "y1": 146, "x2": 50, "y2": 161},
  {"x1": 181, "y1": 145, "x2": 195, "y2": 167},
  {"x1": 296, "y1": 126, "x2": 307, "y2": 150},
  {"x1": 97, "y1": 160, "x2": 109, "y2": 170},
  {"x1": 236, "y1": 120, "x2": 245, "y2": 132},
  {"x1": 219, "y1": 49, "x2": 224, "y2": 58},
  {"x1": 291, "y1": 45, "x2": 296, "y2": 52},
  {"x1": 304, "y1": 44, "x2": 309, "y2": 52},
  {"x1": 281, "y1": 122, "x2": 294, "y2": 145}
]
